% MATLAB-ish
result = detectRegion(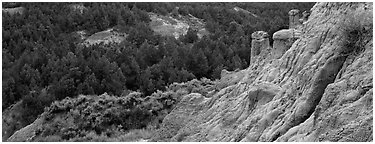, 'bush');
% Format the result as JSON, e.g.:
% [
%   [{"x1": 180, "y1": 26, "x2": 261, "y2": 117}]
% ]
[
  {"x1": 35, "y1": 93, "x2": 153, "y2": 141},
  {"x1": 338, "y1": 11, "x2": 372, "y2": 56},
  {"x1": 21, "y1": 88, "x2": 55, "y2": 125},
  {"x1": 23, "y1": 78, "x2": 217, "y2": 142},
  {"x1": 113, "y1": 129, "x2": 153, "y2": 142}
]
